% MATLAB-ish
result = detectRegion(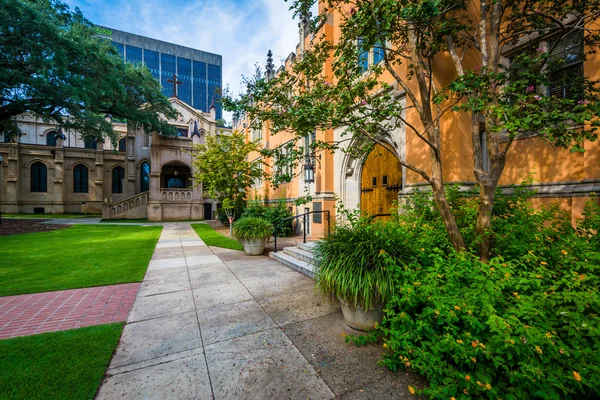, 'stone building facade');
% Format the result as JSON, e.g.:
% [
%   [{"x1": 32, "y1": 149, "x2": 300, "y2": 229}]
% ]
[{"x1": 0, "y1": 98, "x2": 230, "y2": 220}]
